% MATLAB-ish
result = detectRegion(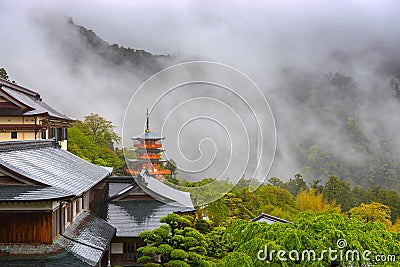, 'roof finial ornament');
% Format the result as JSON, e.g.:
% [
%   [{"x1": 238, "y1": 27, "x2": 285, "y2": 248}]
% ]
[{"x1": 145, "y1": 108, "x2": 150, "y2": 133}]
